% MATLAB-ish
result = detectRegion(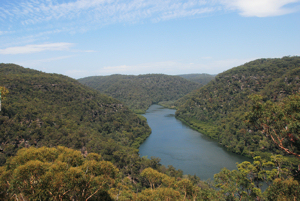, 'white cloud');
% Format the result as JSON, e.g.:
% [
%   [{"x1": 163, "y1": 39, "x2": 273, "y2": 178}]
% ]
[
  {"x1": 70, "y1": 49, "x2": 96, "y2": 53},
  {"x1": 209, "y1": 58, "x2": 257, "y2": 73},
  {"x1": 97, "y1": 61, "x2": 182, "y2": 75},
  {"x1": 200, "y1": 56, "x2": 212, "y2": 60},
  {"x1": 18, "y1": 55, "x2": 76, "y2": 68},
  {"x1": 67, "y1": 58, "x2": 255, "y2": 78},
  {"x1": 0, "y1": 43, "x2": 74, "y2": 54},
  {"x1": 66, "y1": 69, "x2": 88, "y2": 76},
  {"x1": 220, "y1": 0, "x2": 300, "y2": 17},
  {"x1": 33, "y1": 55, "x2": 76, "y2": 63}
]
